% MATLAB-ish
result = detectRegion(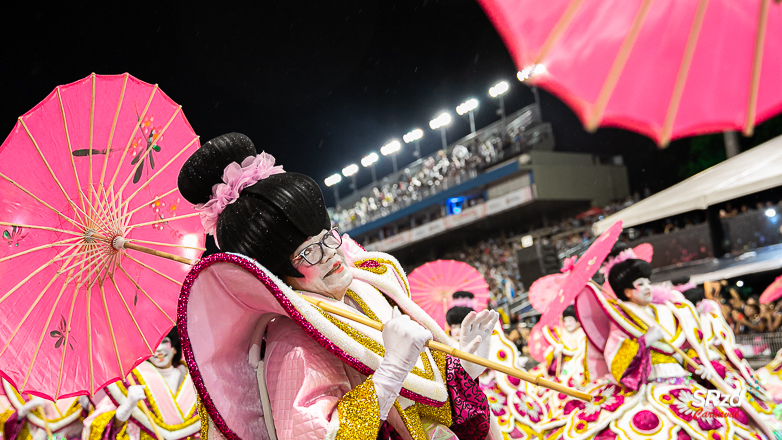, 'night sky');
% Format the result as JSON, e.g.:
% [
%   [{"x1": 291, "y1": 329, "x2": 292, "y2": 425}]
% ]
[{"x1": 2, "y1": 1, "x2": 778, "y2": 207}]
